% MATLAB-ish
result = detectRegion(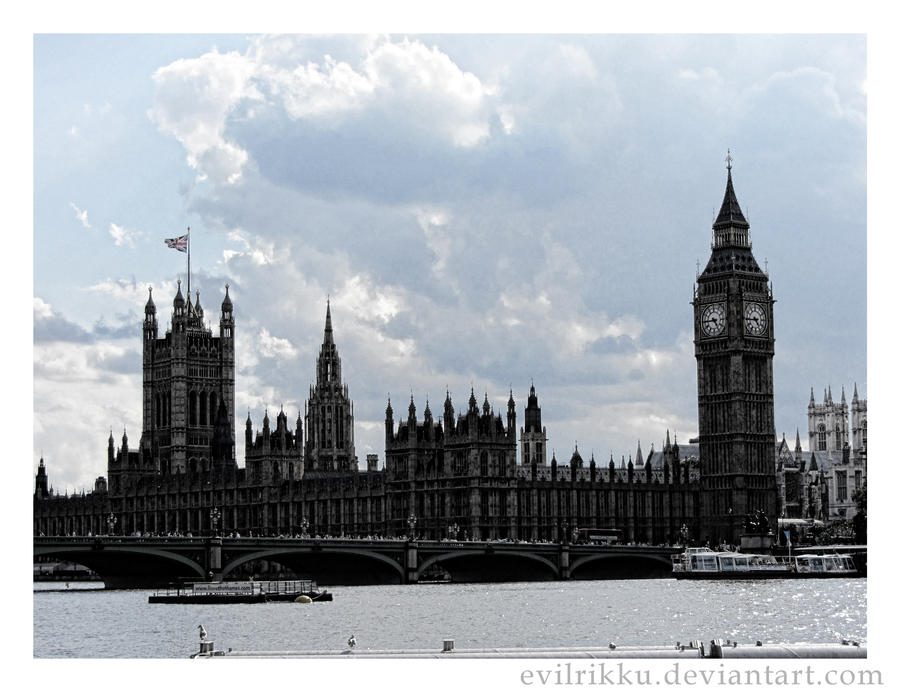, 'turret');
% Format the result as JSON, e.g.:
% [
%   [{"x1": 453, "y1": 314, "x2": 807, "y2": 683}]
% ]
[
  {"x1": 219, "y1": 284, "x2": 234, "y2": 339},
  {"x1": 385, "y1": 397, "x2": 394, "y2": 442},
  {"x1": 506, "y1": 389, "x2": 516, "y2": 437},
  {"x1": 144, "y1": 287, "x2": 157, "y2": 341},
  {"x1": 35, "y1": 458, "x2": 49, "y2": 499},
  {"x1": 443, "y1": 389, "x2": 454, "y2": 432},
  {"x1": 172, "y1": 279, "x2": 186, "y2": 328}
]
